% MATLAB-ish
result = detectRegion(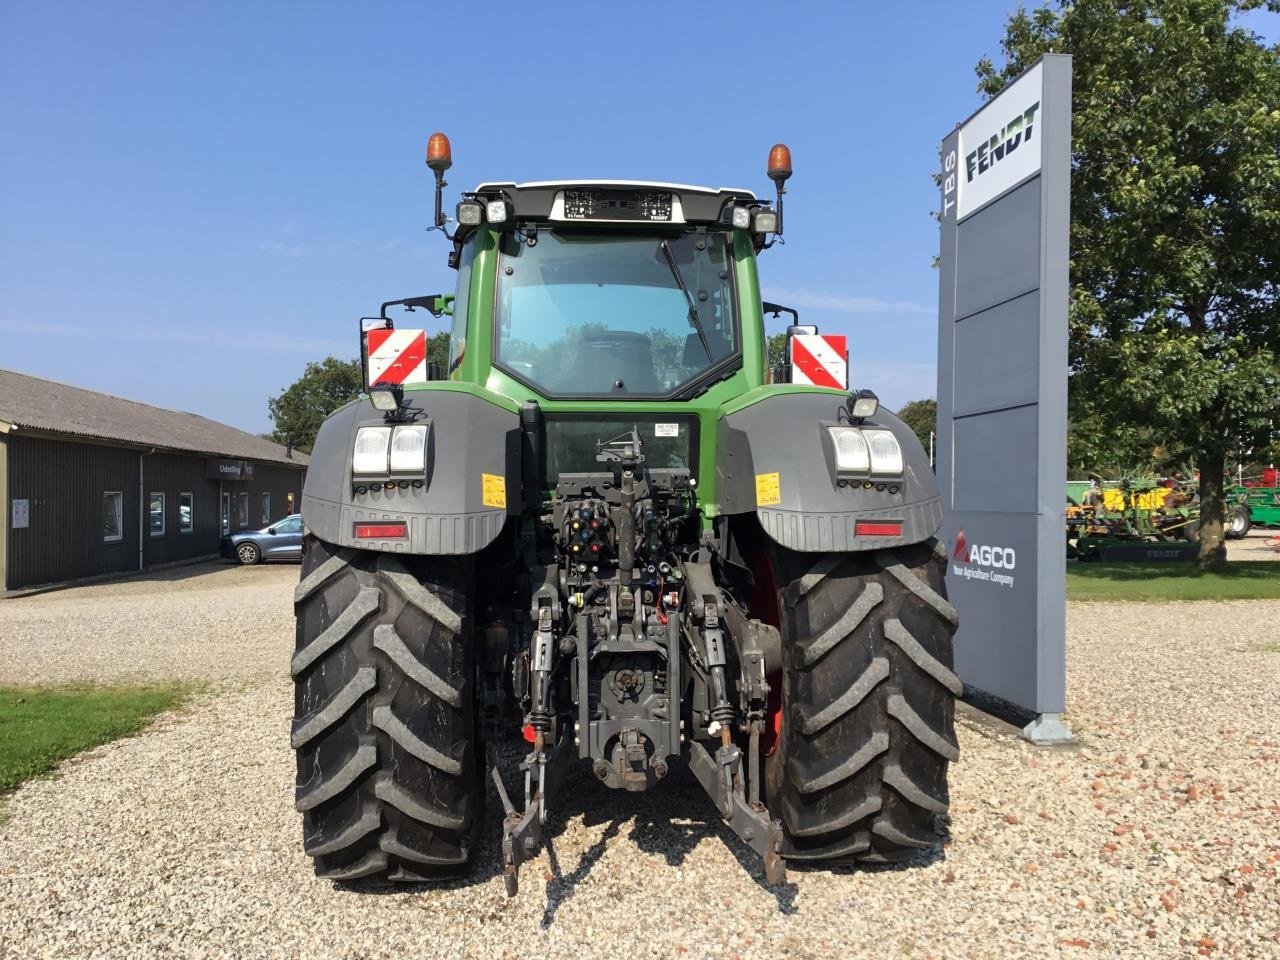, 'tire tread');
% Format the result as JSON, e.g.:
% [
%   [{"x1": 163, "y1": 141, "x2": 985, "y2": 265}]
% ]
[
  {"x1": 767, "y1": 538, "x2": 958, "y2": 865},
  {"x1": 292, "y1": 535, "x2": 480, "y2": 883}
]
